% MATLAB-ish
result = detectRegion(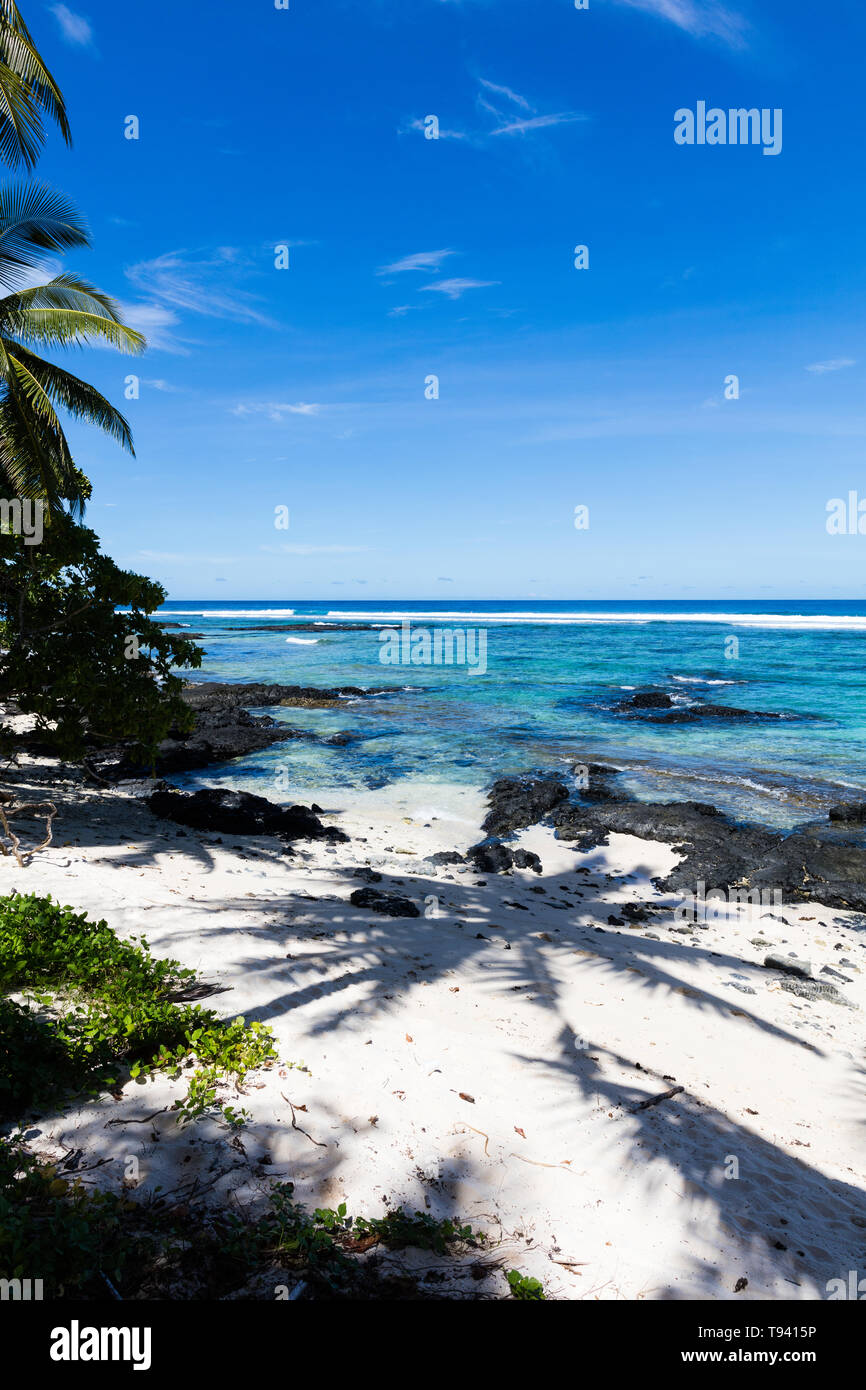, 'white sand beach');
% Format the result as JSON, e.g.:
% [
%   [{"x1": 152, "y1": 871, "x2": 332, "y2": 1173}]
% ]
[{"x1": 3, "y1": 755, "x2": 865, "y2": 1301}]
